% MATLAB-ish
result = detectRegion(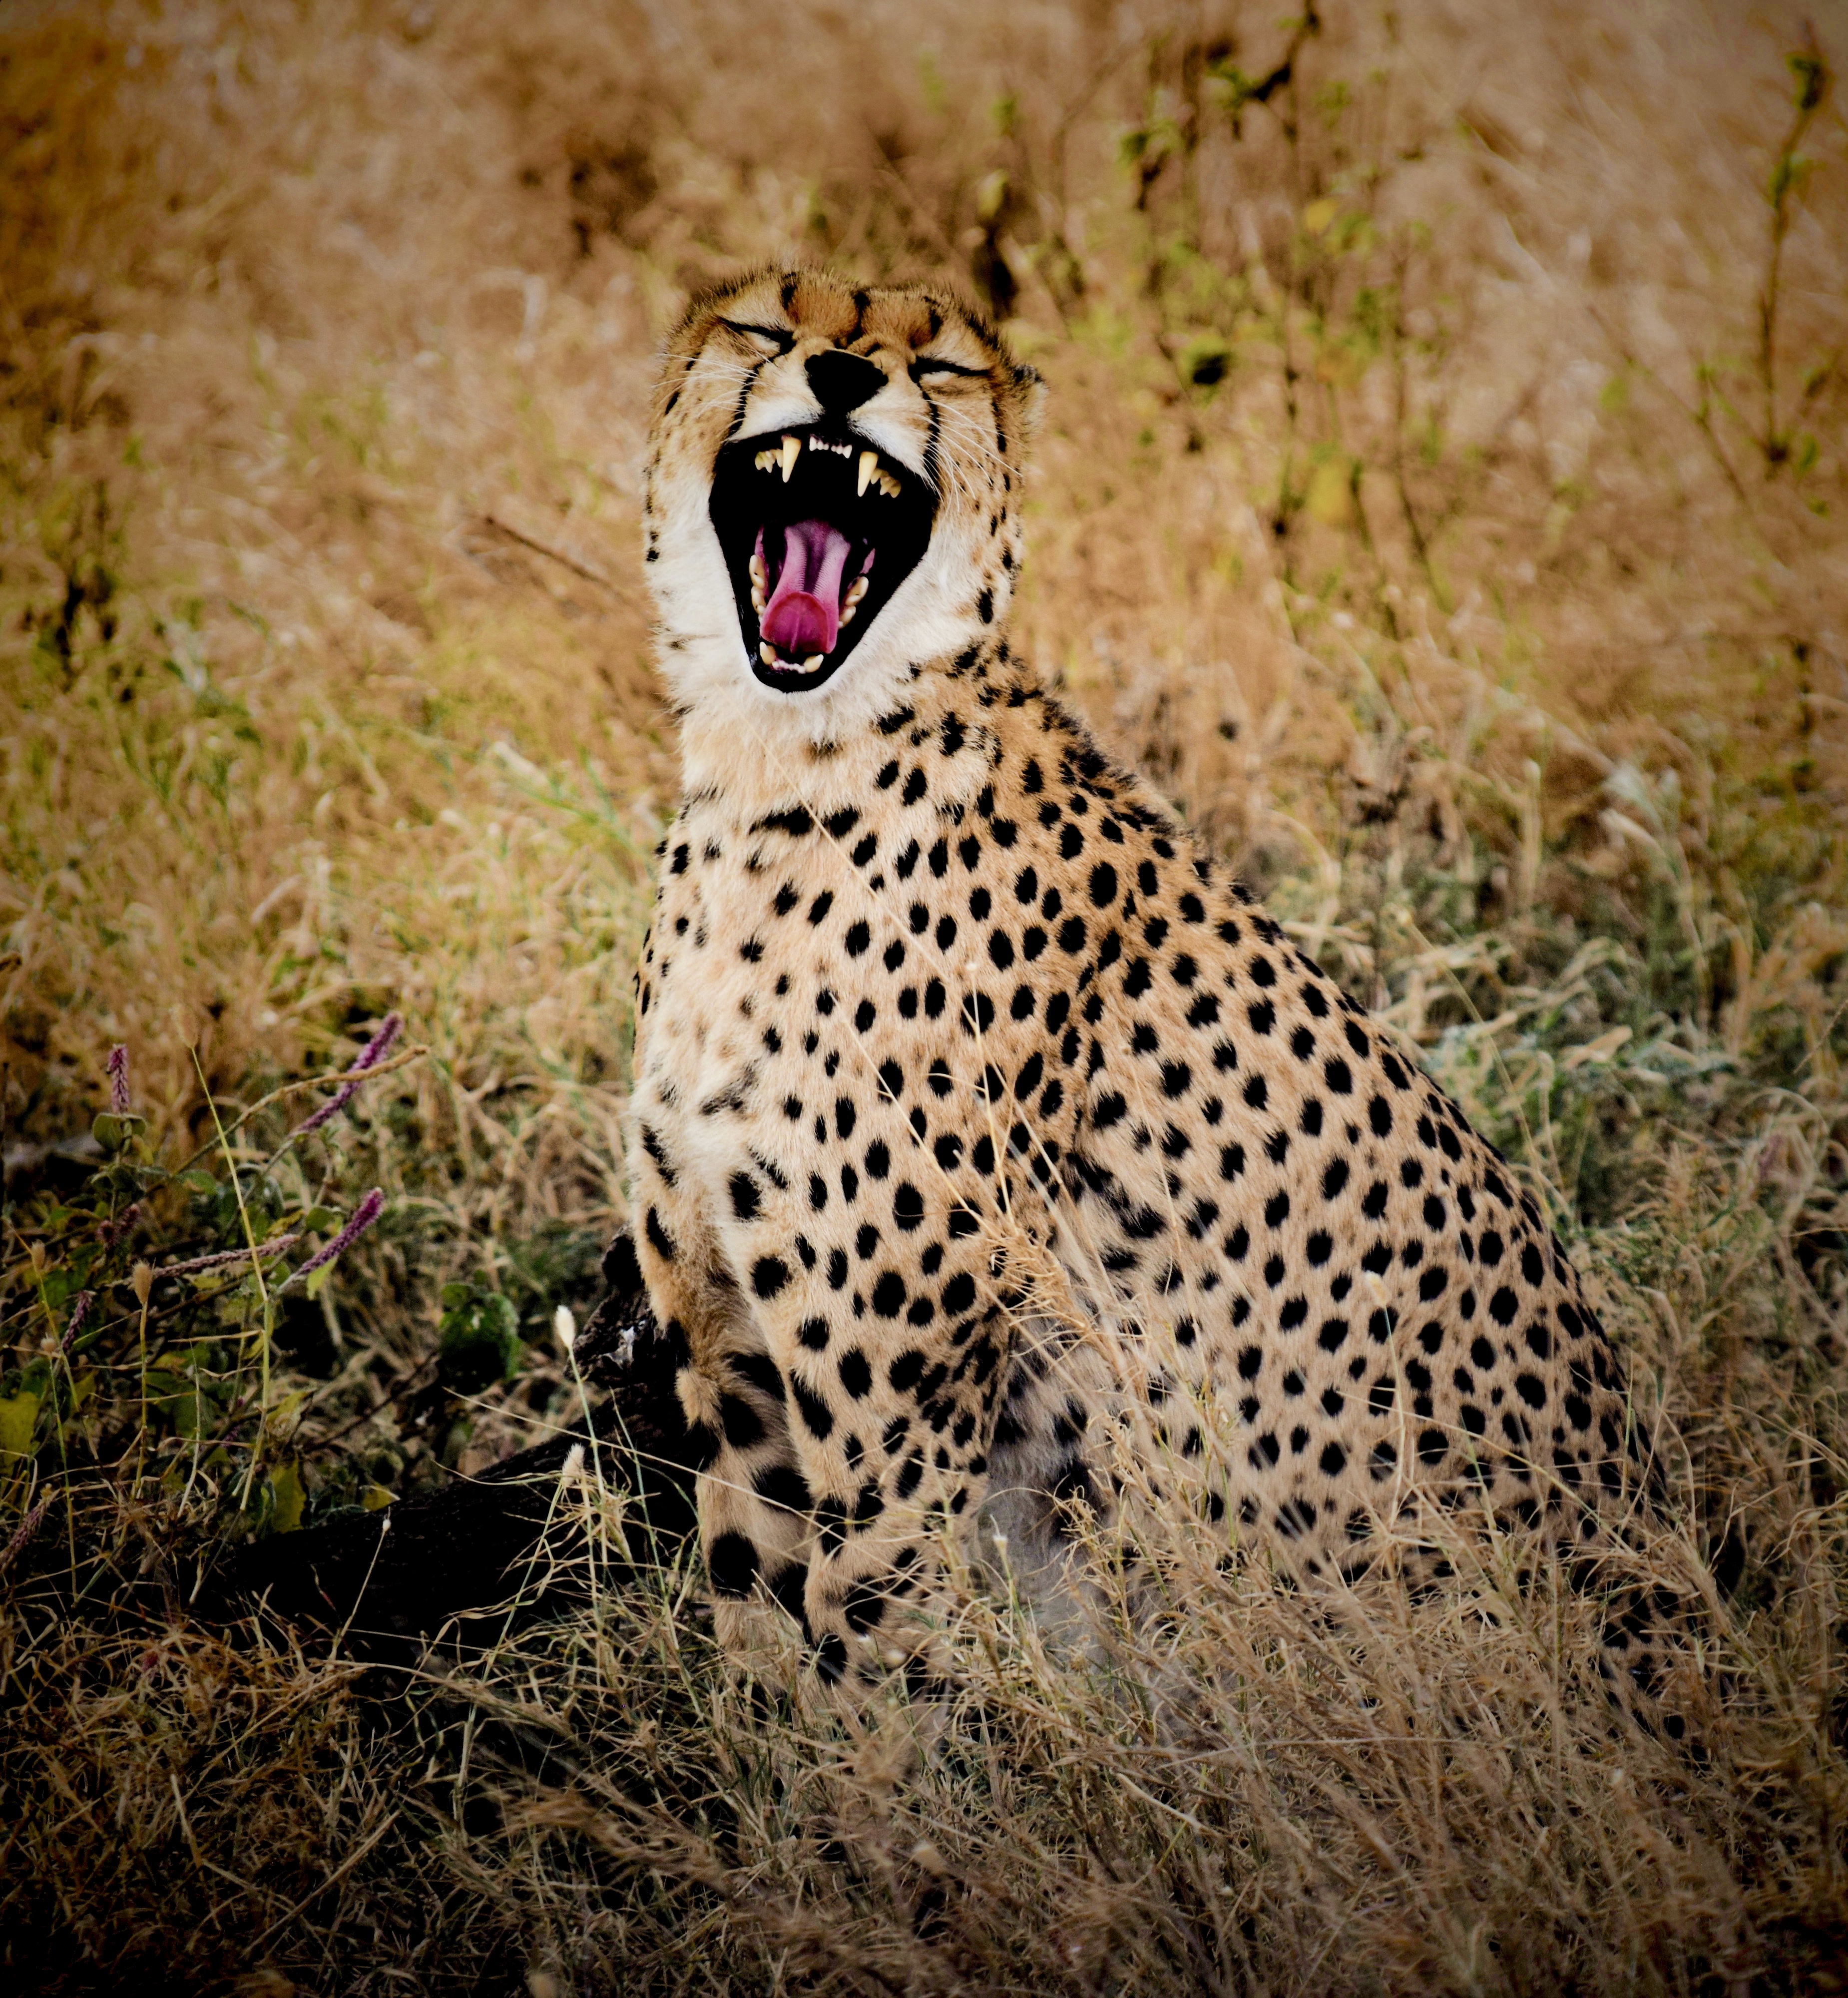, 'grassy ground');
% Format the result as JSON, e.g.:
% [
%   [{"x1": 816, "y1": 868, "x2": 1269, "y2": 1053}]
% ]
[{"x1": 3, "y1": 1, "x2": 1847, "y2": 1990}]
